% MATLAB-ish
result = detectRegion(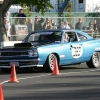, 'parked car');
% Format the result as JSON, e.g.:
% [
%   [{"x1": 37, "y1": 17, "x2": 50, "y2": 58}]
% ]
[{"x1": 0, "y1": 29, "x2": 100, "y2": 72}]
